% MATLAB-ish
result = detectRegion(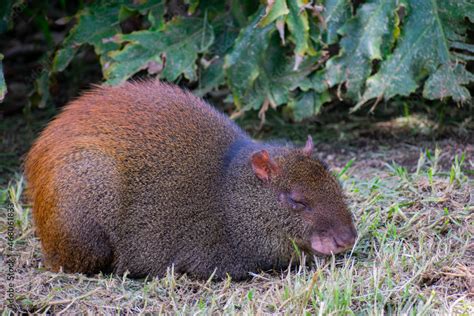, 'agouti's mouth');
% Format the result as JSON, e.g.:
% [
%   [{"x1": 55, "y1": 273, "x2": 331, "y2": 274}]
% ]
[{"x1": 310, "y1": 230, "x2": 356, "y2": 255}]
